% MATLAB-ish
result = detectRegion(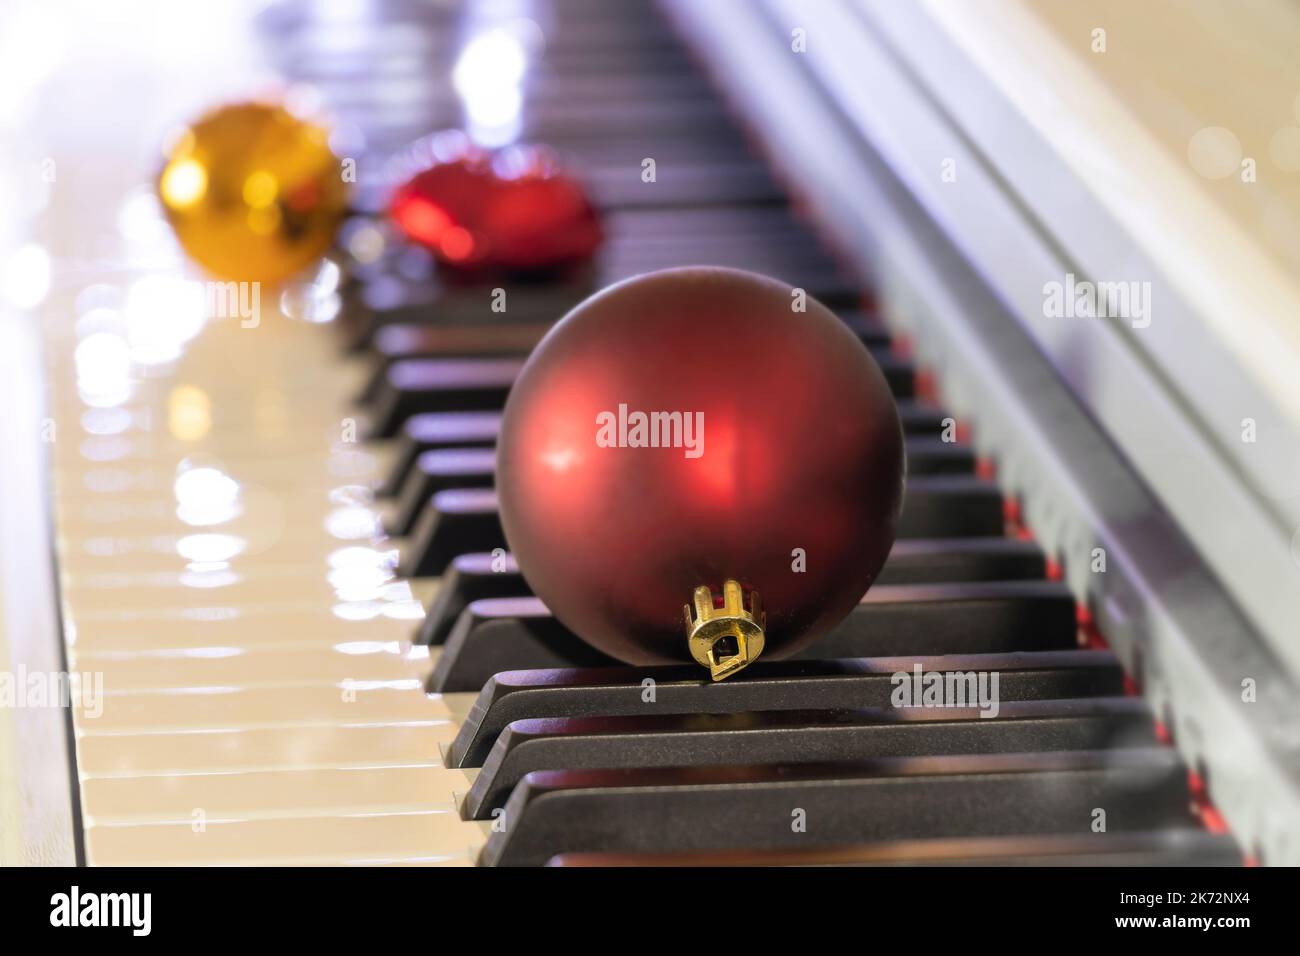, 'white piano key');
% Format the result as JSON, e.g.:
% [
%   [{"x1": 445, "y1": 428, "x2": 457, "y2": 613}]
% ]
[
  {"x1": 70, "y1": 643, "x2": 432, "y2": 690},
  {"x1": 77, "y1": 722, "x2": 464, "y2": 776},
  {"x1": 77, "y1": 683, "x2": 454, "y2": 733},
  {"x1": 86, "y1": 812, "x2": 491, "y2": 866},
  {"x1": 81, "y1": 765, "x2": 476, "y2": 825},
  {"x1": 63, "y1": 603, "x2": 437, "y2": 653}
]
